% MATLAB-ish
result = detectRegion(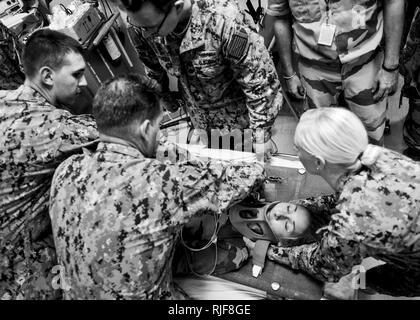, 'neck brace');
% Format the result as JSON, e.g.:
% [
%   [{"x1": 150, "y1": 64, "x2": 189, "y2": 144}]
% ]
[
  {"x1": 229, "y1": 201, "x2": 282, "y2": 277},
  {"x1": 229, "y1": 201, "x2": 281, "y2": 243}
]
